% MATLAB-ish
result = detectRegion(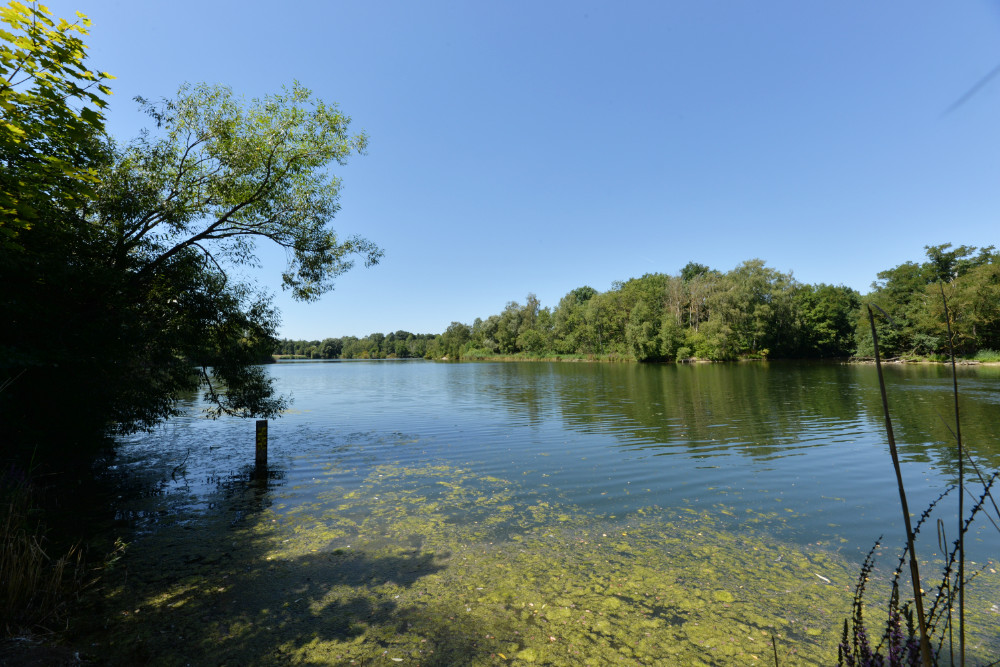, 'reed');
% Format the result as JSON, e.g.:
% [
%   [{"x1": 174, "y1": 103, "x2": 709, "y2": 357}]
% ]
[{"x1": 837, "y1": 298, "x2": 1000, "y2": 666}]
